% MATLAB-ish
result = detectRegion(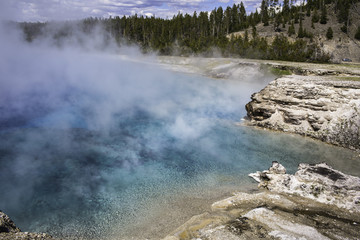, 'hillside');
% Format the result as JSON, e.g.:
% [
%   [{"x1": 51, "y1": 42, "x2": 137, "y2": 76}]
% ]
[
  {"x1": 229, "y1": 1, "x2": 360, "y2": 62},
  {"x1": 17, "y1": 0, "x2": 360, "y2": 63}
]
